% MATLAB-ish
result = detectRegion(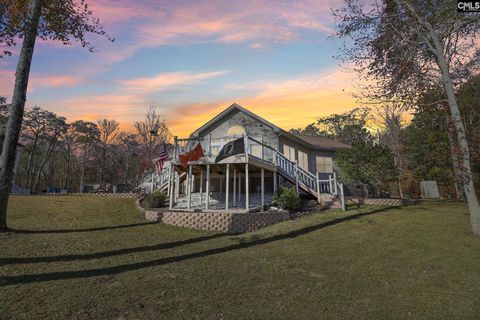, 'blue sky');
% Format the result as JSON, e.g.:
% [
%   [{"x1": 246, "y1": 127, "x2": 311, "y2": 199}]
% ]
[{"x1": 0, "y1": 0, "x2": 358, "y2": 135}]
